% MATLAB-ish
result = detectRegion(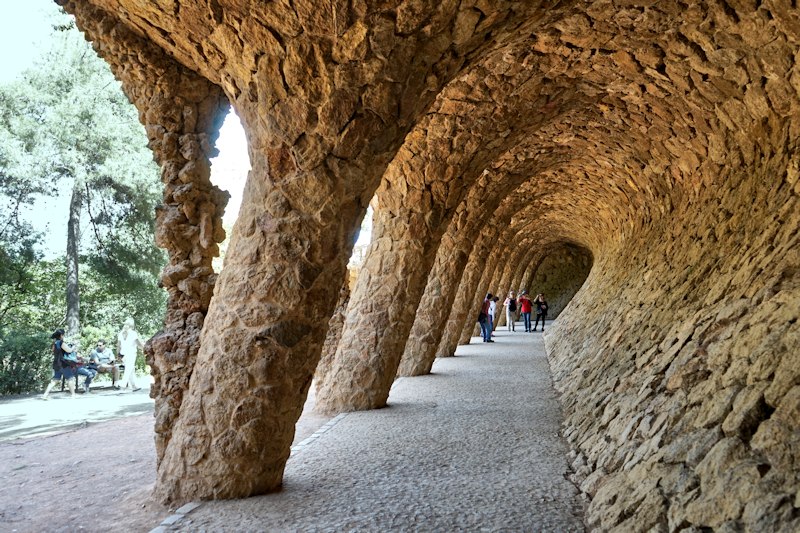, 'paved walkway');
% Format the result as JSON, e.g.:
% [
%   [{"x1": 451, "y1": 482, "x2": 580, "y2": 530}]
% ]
[
  {"x1": 0, "y1": 380, "x2": 154, "y2": 441},
  {"x1": 159, "y1": 329, "x2": 586, "y2": 532}
]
